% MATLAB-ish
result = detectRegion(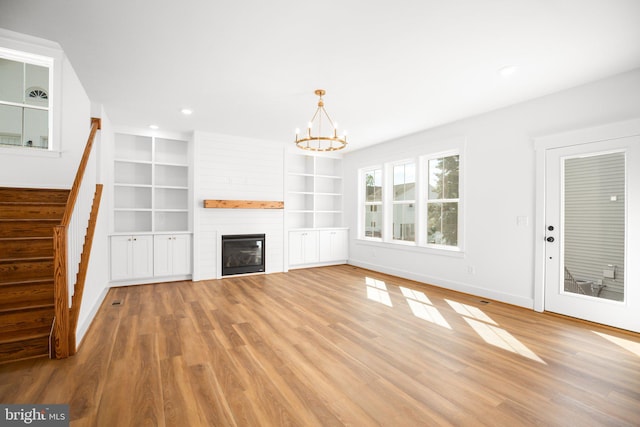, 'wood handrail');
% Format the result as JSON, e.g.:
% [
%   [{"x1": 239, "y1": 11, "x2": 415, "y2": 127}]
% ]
[
  {"x1": 60, "y1": 117, "x2": 101, "y2": 226},
  {"x1": 53, "y1": 117, "x2": 101, "y2": 359}
]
